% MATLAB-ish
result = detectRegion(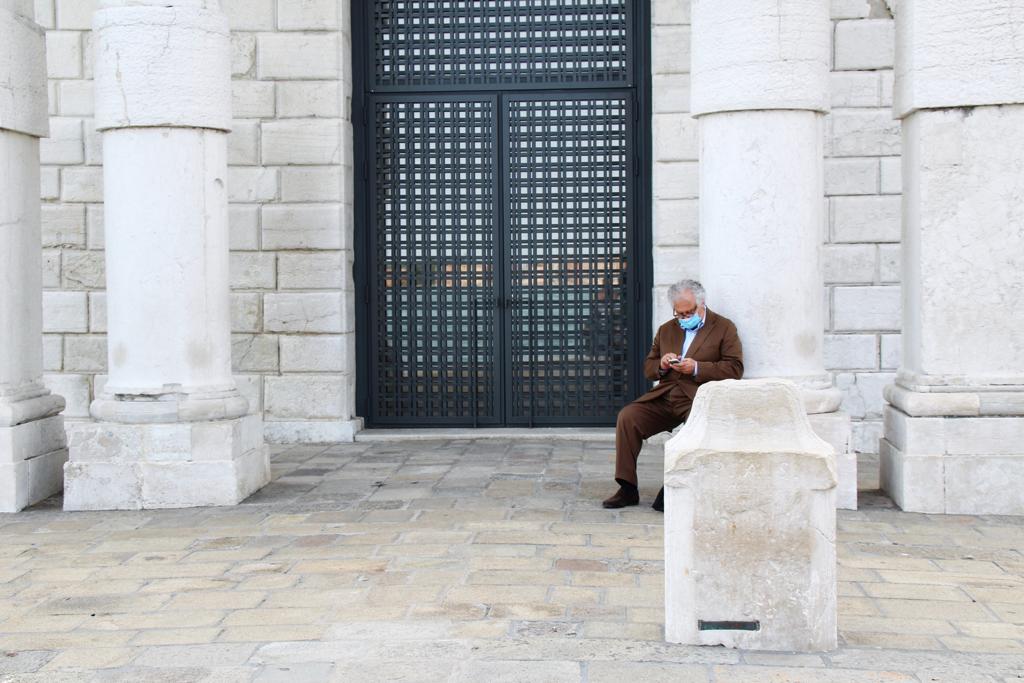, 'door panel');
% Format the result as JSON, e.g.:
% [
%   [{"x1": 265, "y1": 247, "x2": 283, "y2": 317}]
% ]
[
  {"x1": 369, "y1": 96, "x2": 501, "y2": 424},
  {"x1": 505, "y1": 94, "x2": 632, "y2": 424}
]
